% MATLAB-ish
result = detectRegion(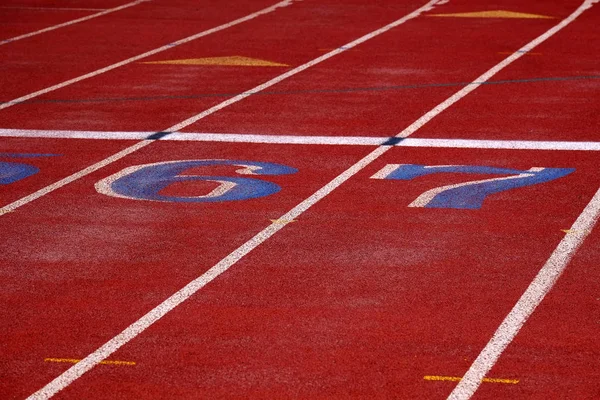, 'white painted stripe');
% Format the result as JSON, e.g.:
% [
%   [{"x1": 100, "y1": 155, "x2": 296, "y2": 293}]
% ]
[
  {"x1": 447, "y1": 186, "x2": 600, "y2": 400},
  {"x1": 0, "y1": 0, "x2": 149, "y2": 46},
  {"x1": 0, "y1": 0, "x2": 440, "y2": 221},
  {"x1": 371, "y1": 164, "x2": 403, "y2": 179},
  {"x1": 0, "y1": 141, "x2": 152, "y2": 217},
  {"x1": 0, "y1": 6, "x2": 107, "y2": 12},
  {"x1": 22, "y1": 1, "x2": 598, "y2": 398},
  {"x1": 2, "y1": 128, "x2": 600, "y2": 151},
  {"x1": 0, "y1": 0, "x2": 295, "y2": 110}
]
